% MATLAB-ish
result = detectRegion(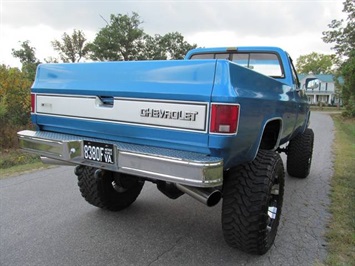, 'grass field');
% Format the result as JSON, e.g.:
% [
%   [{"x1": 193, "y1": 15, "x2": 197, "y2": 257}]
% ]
[{"x1": 325, "y1": 115, "x2": 355, "y2": 265}]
